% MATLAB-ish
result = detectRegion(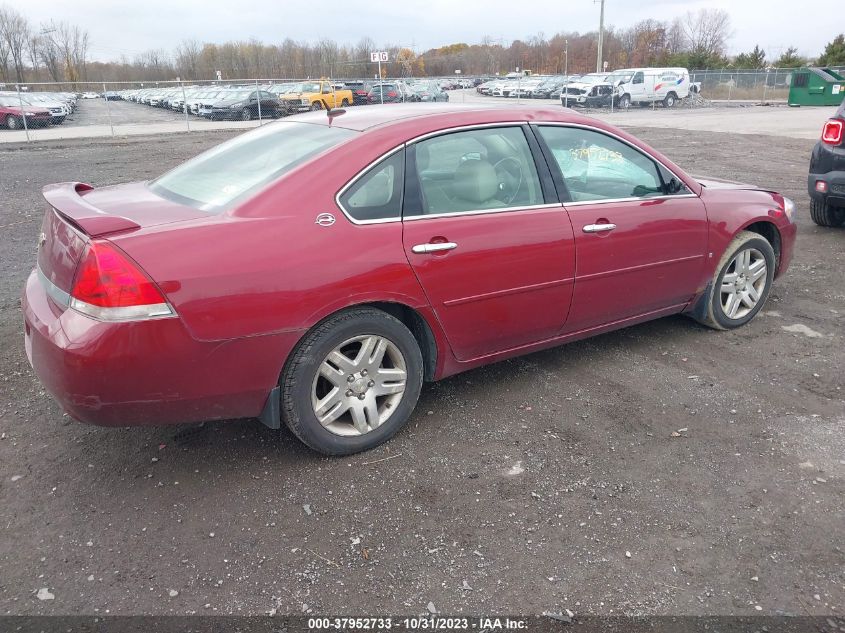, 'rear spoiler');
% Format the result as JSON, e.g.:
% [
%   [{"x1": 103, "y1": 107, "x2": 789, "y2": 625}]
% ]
[{"x1": 42, "y1": 182, "x2": 141, "y2": 237}]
